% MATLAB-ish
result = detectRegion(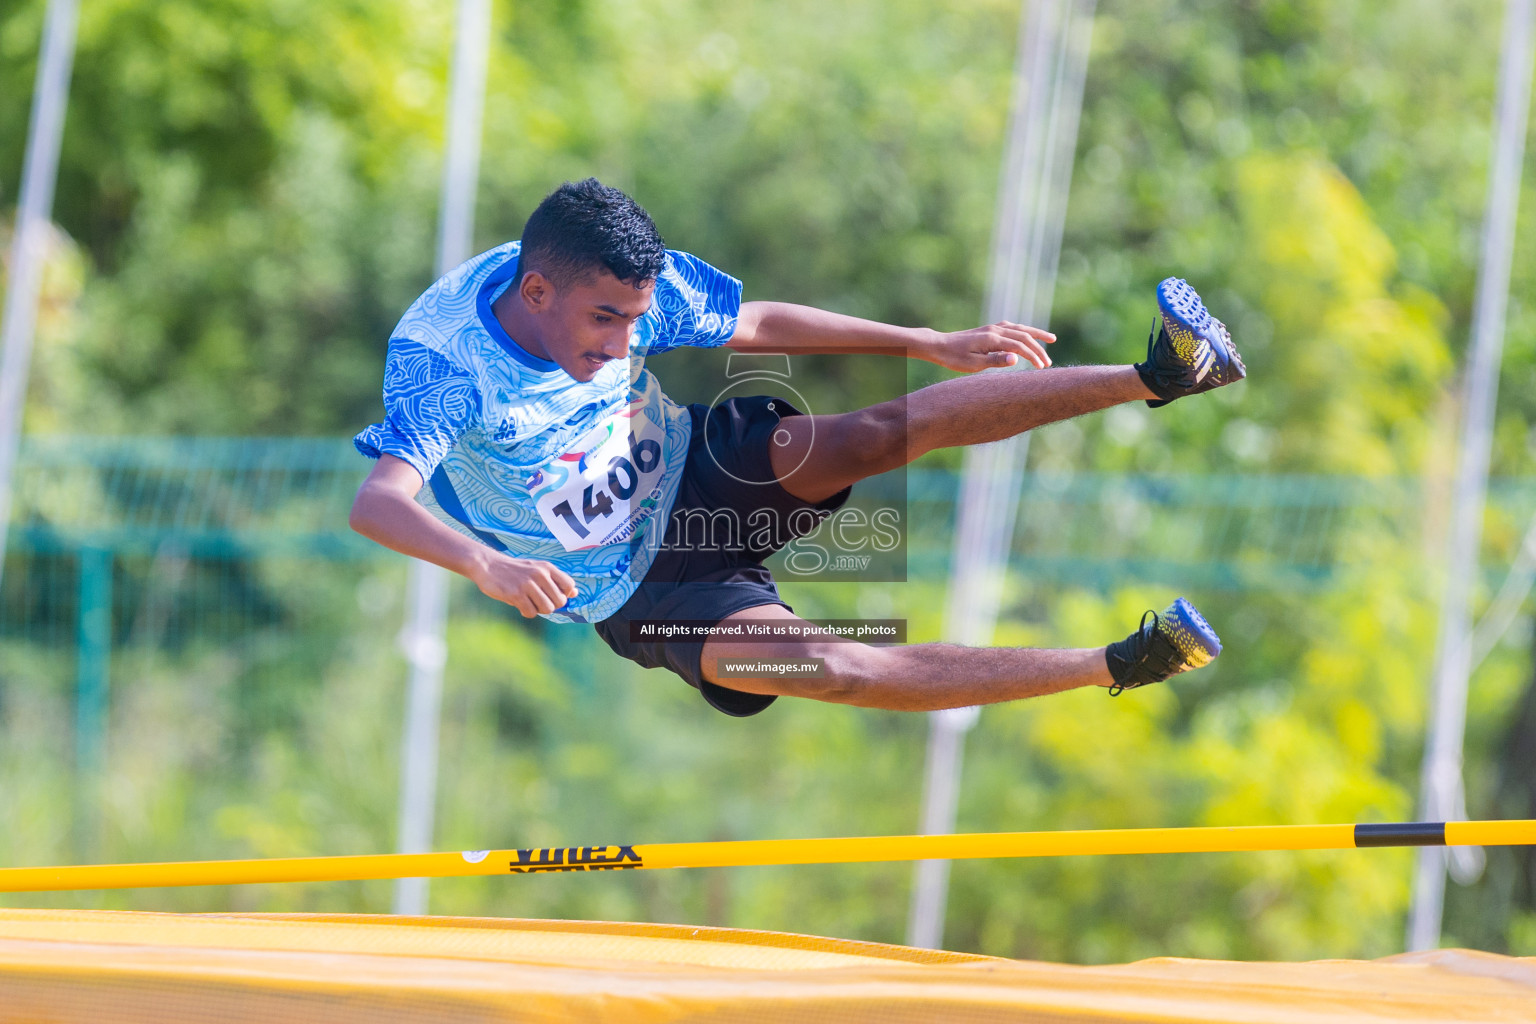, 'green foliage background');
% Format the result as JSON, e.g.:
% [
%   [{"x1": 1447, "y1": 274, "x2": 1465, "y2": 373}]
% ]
[{"x1": 4, "y1": 0, "x2": 1536, "y2": 961}]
